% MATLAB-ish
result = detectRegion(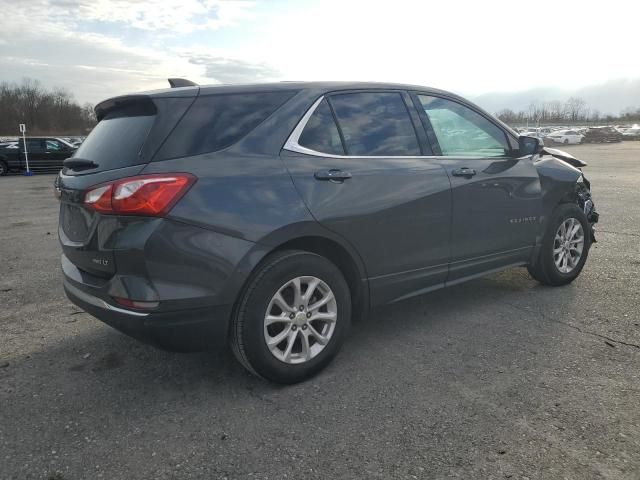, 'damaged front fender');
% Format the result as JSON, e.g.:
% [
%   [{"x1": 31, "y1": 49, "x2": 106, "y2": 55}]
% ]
[
  {"x1": 541, "y1": 146, "x2": 587, "y2": 169},
  {"x1": 534, "y1": 147, "x2": 599, "y2": 242}
]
